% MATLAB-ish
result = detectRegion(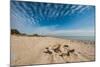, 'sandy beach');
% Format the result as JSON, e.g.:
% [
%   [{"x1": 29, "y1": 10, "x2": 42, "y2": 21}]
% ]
[{"x1": 11, "y1": 35, "x2": 95, "y2": 66}]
